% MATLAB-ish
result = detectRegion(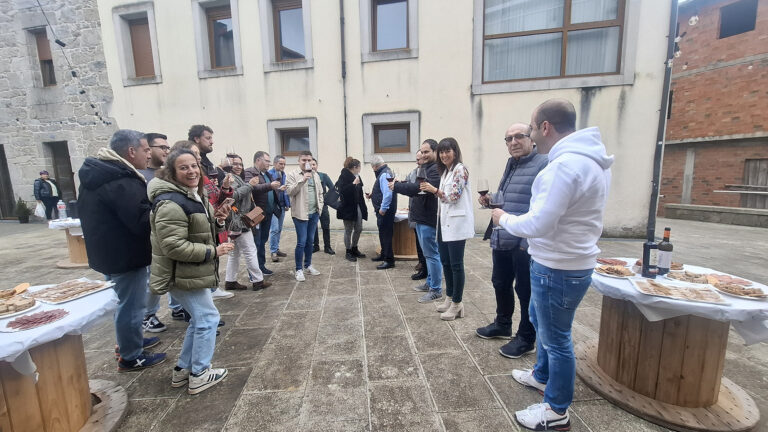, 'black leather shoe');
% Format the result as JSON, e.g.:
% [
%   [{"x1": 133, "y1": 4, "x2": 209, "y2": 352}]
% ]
[
  {"x1": 410, "y1": 269, "x2": 428, "y2": 280},
  {"x1": 475, "y1": 321, "x2": 512, "y2": 339},
  {"x1": 376, "y1": 262, "x2": 395, "y2": 270},
  {"x1": 345, "y1": 250, "x2": 357, "y2": 262},
  {"x1": 313, "y1": 244, "x2": 320, "y2": 253},
  {"x1": 371, "y1": 255, "x2": 385, "y2": 262},
  {"x1": 351, "y1": 247, "x2": 366, "y2": 258},
  {"x1": 324, "y1": 246, "x2": 336, "y2": 255}
]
